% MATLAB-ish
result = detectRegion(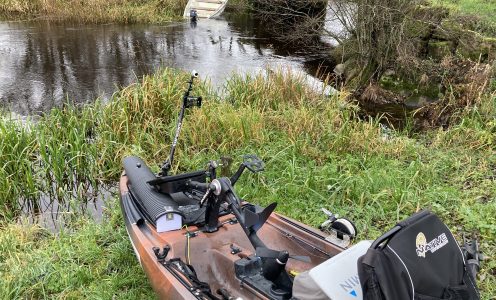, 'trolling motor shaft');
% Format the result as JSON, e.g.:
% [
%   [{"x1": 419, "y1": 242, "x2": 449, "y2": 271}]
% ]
[{"x1": 160, "y1": 70, "x2": 202, "y2": 176}]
